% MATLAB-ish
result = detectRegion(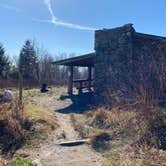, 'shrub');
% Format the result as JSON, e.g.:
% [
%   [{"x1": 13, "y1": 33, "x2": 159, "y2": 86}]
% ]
[
  {"x1": 90, "y1": 132, "x2": 112, "y2": 153},
  {"x1": 10, "y1": 157, "x2": 34, "y2": 166},
  {"x1": 135, "y1": 107, "x2": 166, "y2": 149},
  {"x1": 89, "y1": 108, "x2": 135, "y2": 131},
  {"x1": 0, "y1": 101, "x2": 28, "y2": 154},
  {"x1": 90, "y1": 108, "x2": 110, "y2": 129},
  {"x1": 103, "y1": 145, "x2": 166, "y2": 166}
]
